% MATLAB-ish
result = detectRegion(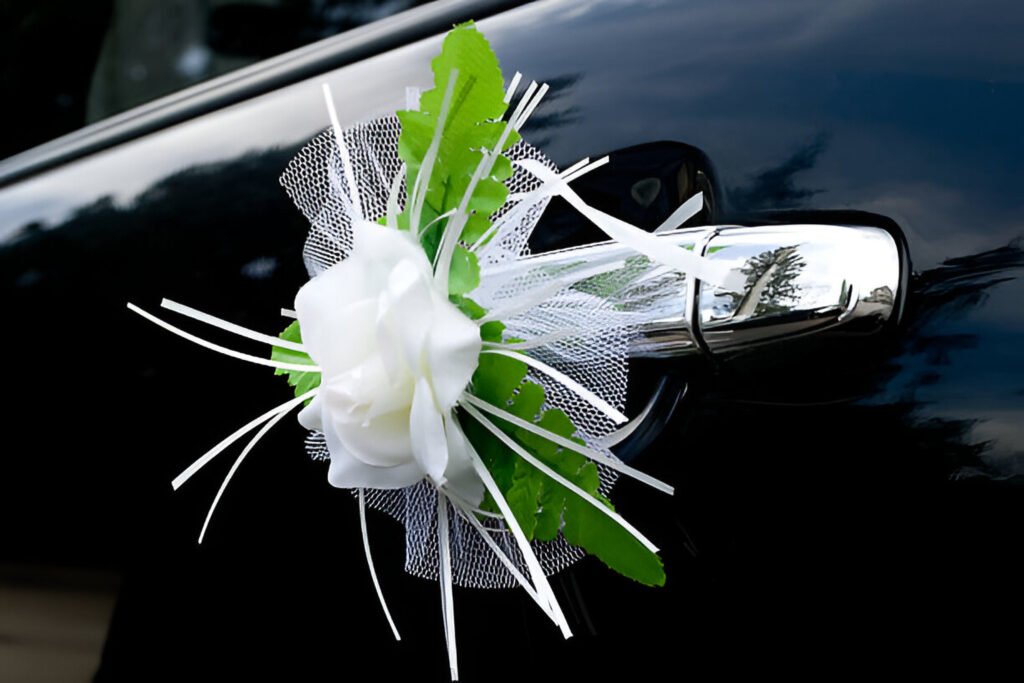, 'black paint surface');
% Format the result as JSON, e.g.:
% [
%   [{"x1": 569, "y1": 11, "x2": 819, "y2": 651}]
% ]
[{"x1": 0, "y1": 0, "x2": 1021, "y2": 678}]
